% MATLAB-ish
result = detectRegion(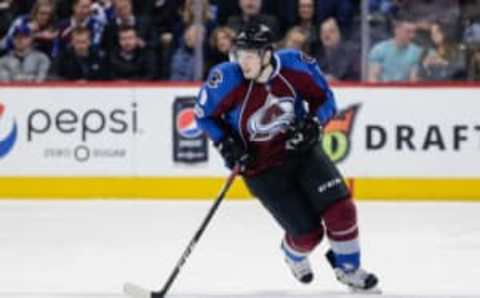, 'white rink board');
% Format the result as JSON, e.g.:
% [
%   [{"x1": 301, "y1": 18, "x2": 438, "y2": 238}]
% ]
[
  {"x1": 0, "y1": 86, "x2": 479, "y2": 177},
  {"x1": 0, "y1": 201, "x2": 479, "y2": 297}
]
